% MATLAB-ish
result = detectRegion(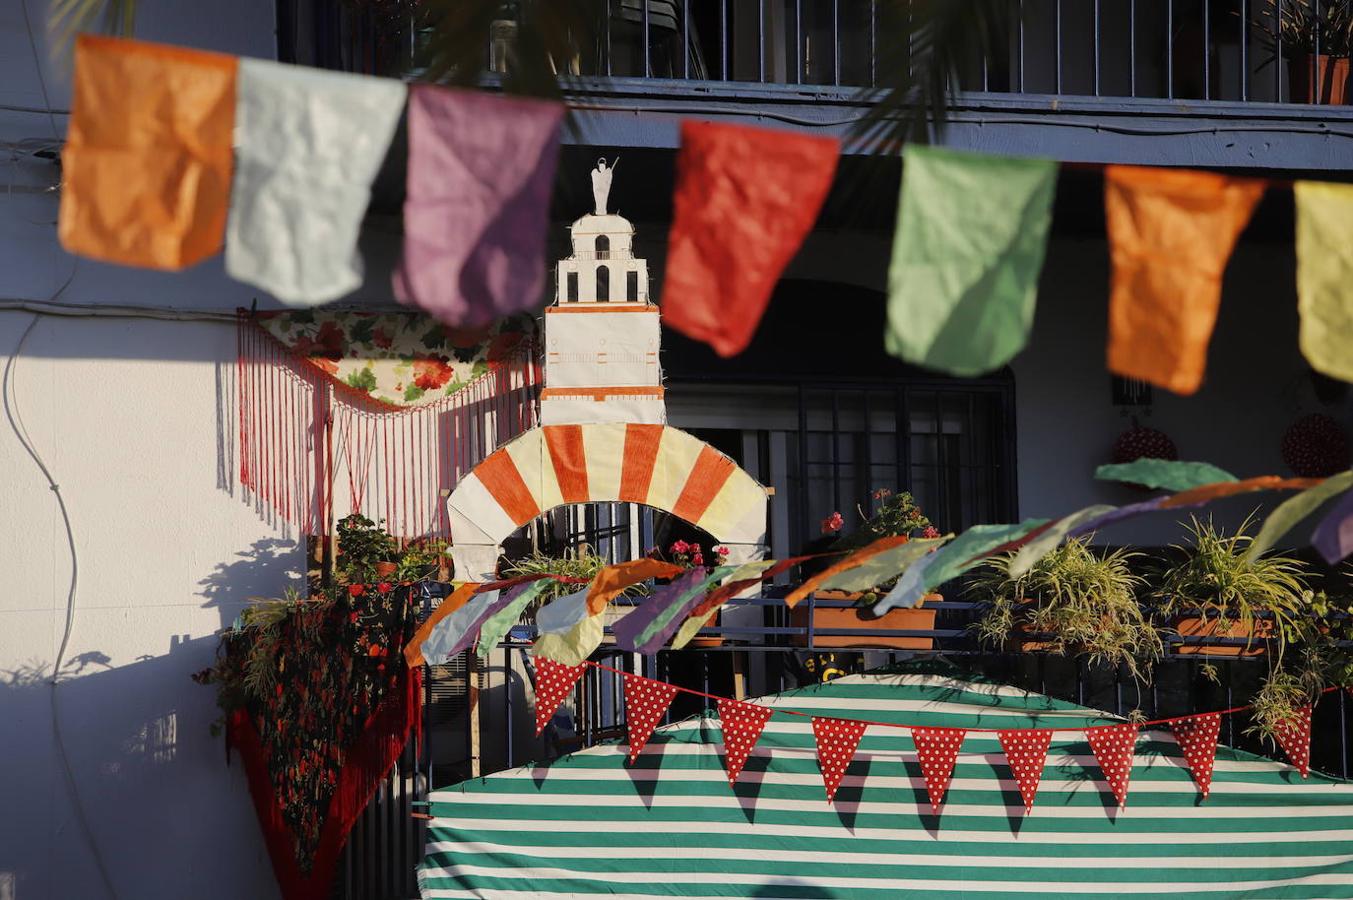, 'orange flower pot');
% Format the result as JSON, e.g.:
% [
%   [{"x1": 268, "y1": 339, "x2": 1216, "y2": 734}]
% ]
[{"x1": 791, "y1": 590, "x2": 939, "y2": 650}]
